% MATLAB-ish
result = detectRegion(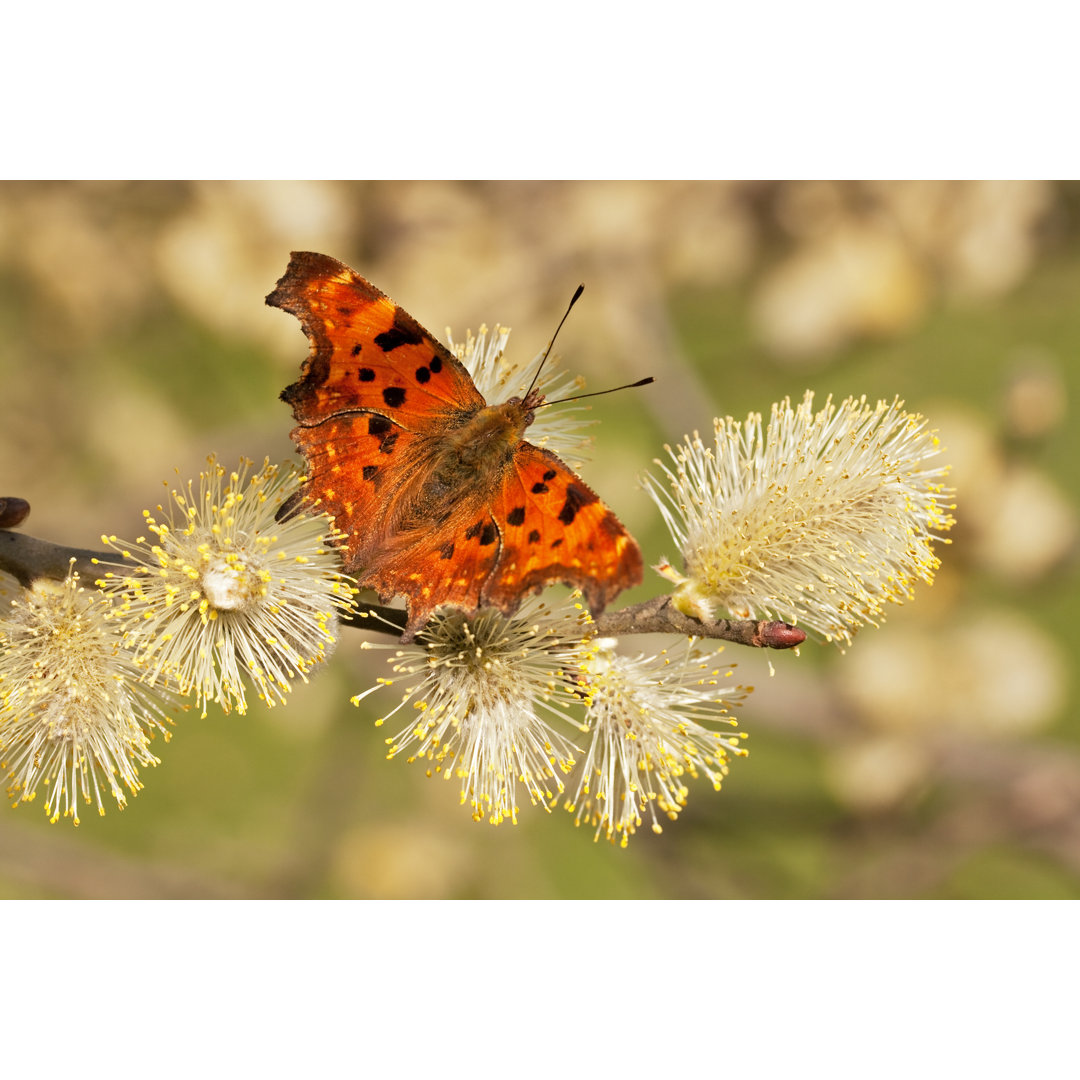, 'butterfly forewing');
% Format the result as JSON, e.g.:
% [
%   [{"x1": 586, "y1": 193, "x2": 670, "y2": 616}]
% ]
[{"x1": 270, "y1": 251, "x2": 484, "y2": 431}]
